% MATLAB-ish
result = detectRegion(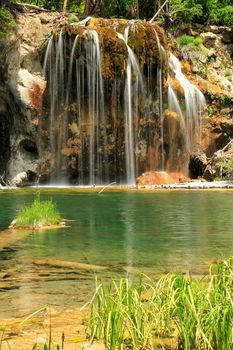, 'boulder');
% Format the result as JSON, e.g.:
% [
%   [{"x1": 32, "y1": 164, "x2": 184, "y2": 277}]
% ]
[
  {"x1": 170, "y1": 172, "x2": 191, "y2": 183},
  {"x1": 221, "y1": 29, "x2": 233, "y2": 44},
  {"x1": 189, "y1": 152, "x2": 208, "y2": 178},
  {"x1": 200, "y1": 32, "x2": 217, "y2": 48},
  {"x1": 137, "y1": 171, "x2": 176, "y2": 186}
]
